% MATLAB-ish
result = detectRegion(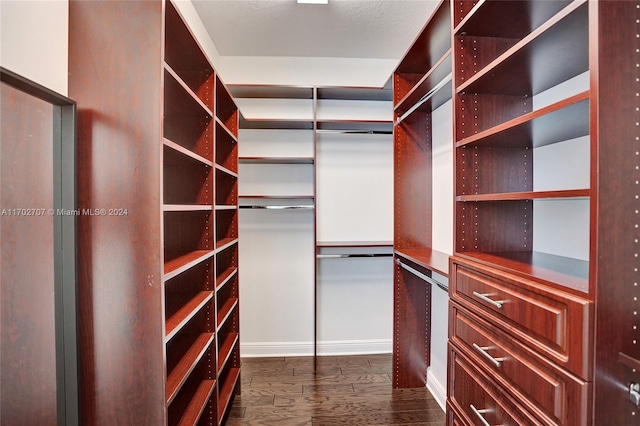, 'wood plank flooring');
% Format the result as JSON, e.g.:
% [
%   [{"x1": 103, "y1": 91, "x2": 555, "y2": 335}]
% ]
[{"x1": 224, "y1": 354, "x2": 445, "y2": 425}]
